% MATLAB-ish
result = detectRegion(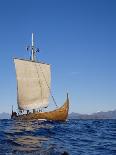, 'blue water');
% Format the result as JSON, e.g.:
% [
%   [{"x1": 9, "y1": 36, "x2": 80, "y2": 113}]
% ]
[{"x1": 0, "y1": 119, "x2": 116, "y2": 155}]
